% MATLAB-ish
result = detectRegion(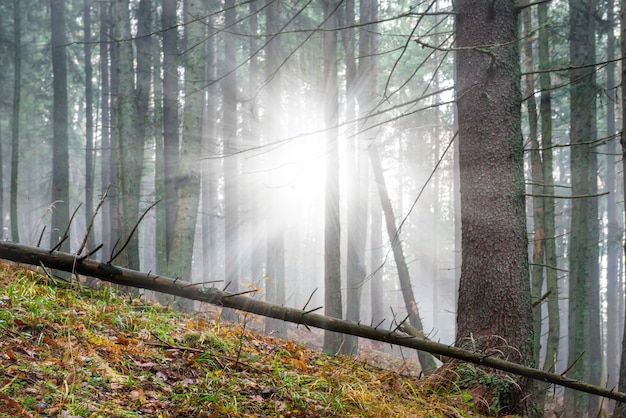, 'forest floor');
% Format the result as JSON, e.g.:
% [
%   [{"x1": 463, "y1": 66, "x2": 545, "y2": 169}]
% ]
[{"x1": 0, "y1": 261, "x2": 508, "y2": 417}]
